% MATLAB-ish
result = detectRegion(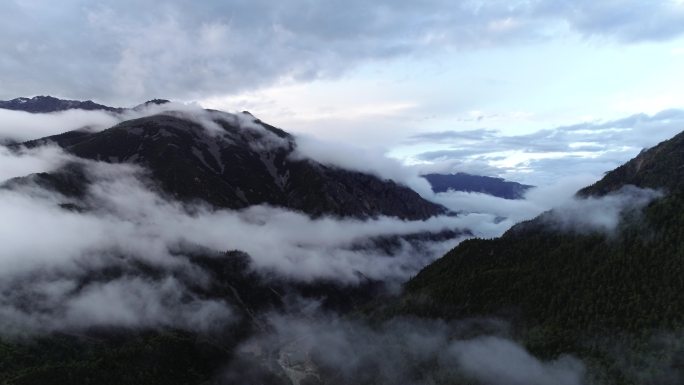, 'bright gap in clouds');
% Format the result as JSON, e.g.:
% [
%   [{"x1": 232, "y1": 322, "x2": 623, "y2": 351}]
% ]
[{"x1": 197, "y1": 34, "x2": 684, "y2": 188}]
